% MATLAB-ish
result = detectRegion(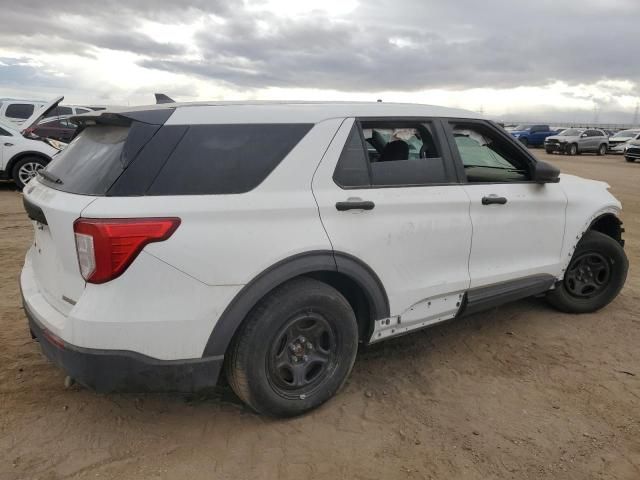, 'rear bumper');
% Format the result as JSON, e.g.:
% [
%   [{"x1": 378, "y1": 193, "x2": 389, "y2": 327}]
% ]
[{"x1": 24, "y1": 297, "x2": 223, "y2": 393}]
